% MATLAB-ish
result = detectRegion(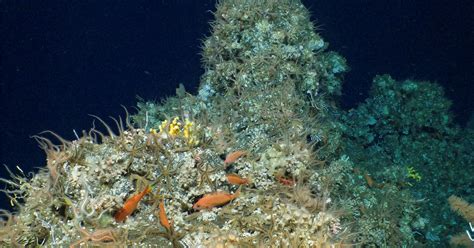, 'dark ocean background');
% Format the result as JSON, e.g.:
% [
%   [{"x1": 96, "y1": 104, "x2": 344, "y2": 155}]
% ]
[{"x1": 1, "y1": 1, "x2": 472, "y2": 211}]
